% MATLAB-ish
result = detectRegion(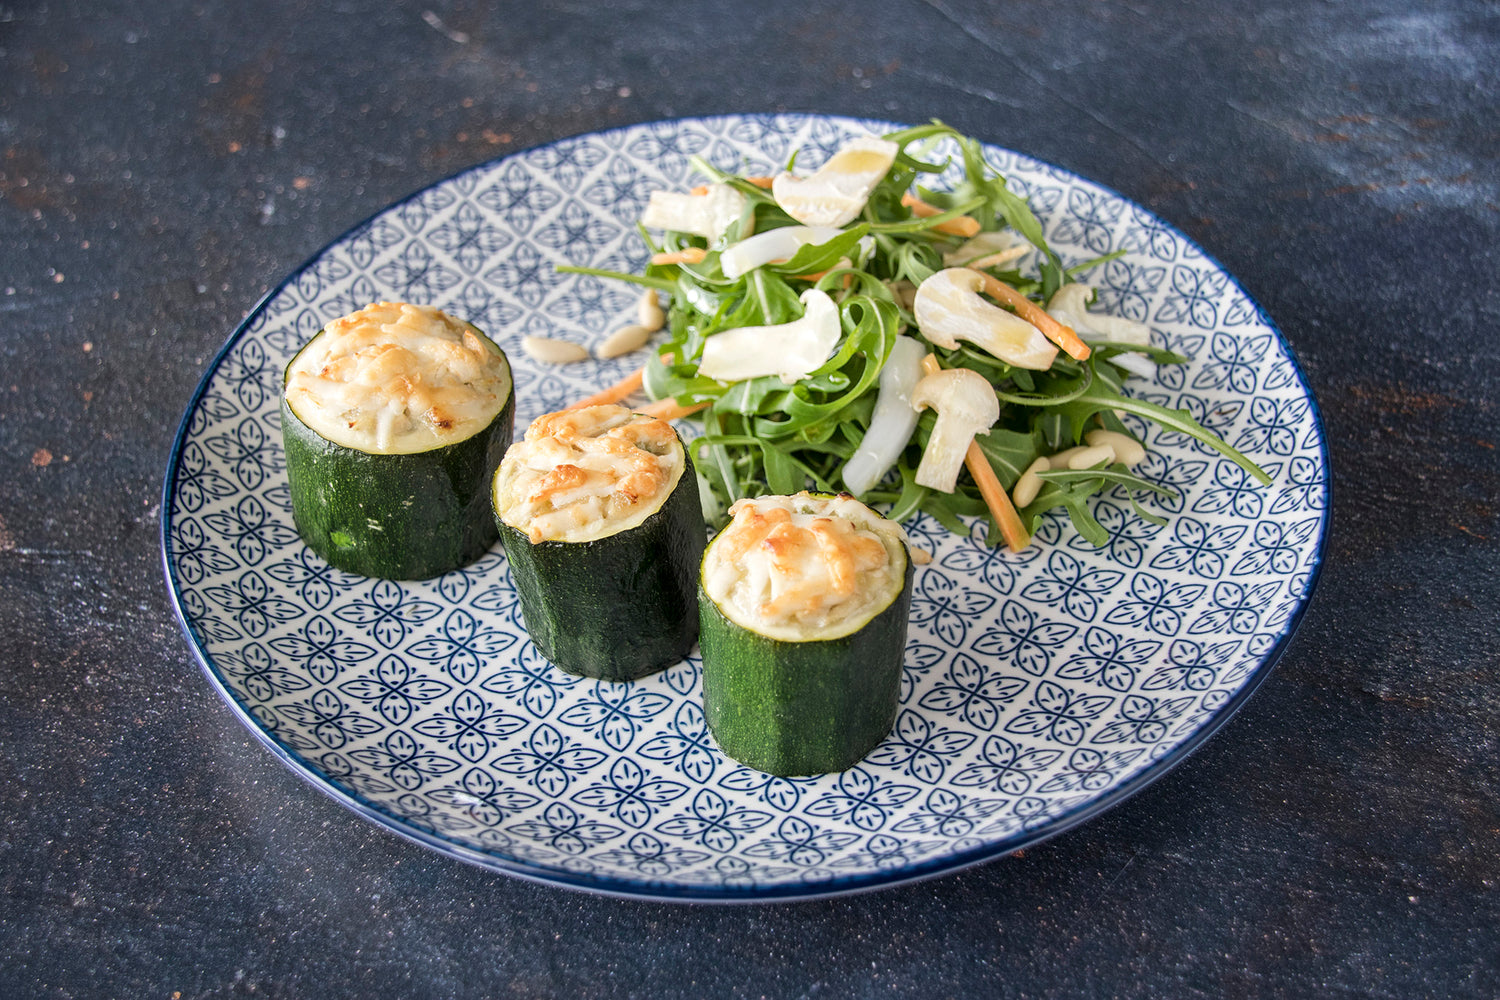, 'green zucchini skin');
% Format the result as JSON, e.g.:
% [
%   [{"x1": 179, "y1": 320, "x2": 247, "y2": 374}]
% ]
[
  {"x1": 280, "y1": 346, "x2": 514, "y2": 580},
  {"x1": 495, "y1": 446, "x2": 705, "y2": 682},
  {"x1": 699, "y1": 558, "x2": 914, "y2": 777}
]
